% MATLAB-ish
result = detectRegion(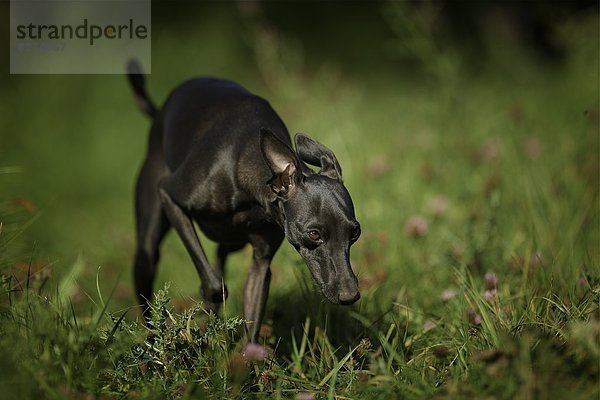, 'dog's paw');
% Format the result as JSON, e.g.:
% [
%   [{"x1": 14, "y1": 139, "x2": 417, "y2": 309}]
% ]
[{"x1": 203, "y1": 284, "x2": 228, "y2": 303}]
